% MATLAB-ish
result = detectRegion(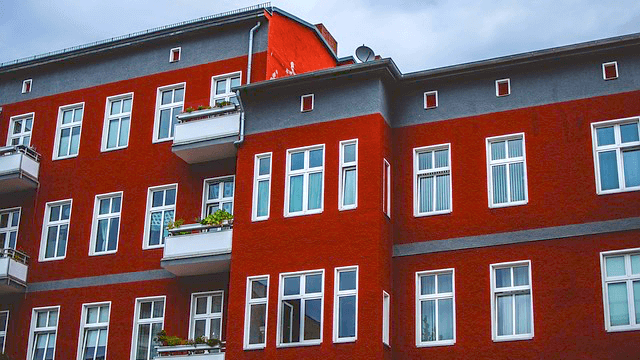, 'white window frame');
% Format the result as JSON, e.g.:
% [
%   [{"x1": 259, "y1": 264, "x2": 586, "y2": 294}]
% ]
[
  {"x1": 300, "y1": 94, "x2": 314, "y2": 112},
  {"x1": 600, "y1": 247, "x2": 640, "y2": 332},
  {"x1": 169, "y1": 47, "x2": 181, "y2": 63},
  {"x1": 382, "y1": 291, "x2": 390, "y2": 346},
  {"x1": 284, "y1": 144, "x2": 325, "y2": 217},
  {"x1": 101, "y1": 92, "x2": 133, "y2": 152},
  {"x1": 130, "y1": 296, "x2": 165, "y2": 360},
  {"x1": 27, "y1": 305, "x2": 60, "y2": 360},
  {"x1": 142, "y1": 184, "x2": 177, "y2": 249},
  {"x1": 490, "y1": 260, "x2": 534, "y2": 342},
  {"x1": 201, "y1": 176, "x2": 235, "y2": 218},
  {"x1": 276, "y1": 269, "x2": 325, "y2": 347},
  {"x1": 76, "y1": 302, "x2": 111, "y2": 360},
  {"x1": 53, "y1": 102, "x2": 84, "y2": 160},
  {"x1": 188, "y1": 291, "x2": 224, "y2": 340},
  {"x1": 7, "y1": 112, "x2": 35, "y2": 147},
  {"x1": 602, "y1": 61, "x2": 618, "y2": 80},
  {"x1": 413, "y1": 143, "x2": 452, "y2": 217},
  {"x1": 153, "y1": 82, "x2": 185, "y2": 143},
  {"x1": 244, "y1": 275, "x2": 270, "y2": 350},
  {"x1": 0, "y1": 310, "x2": 8, "y2": 354},
  {"x1": 89, "y1": 192, "x2": 123, "y2": 256},
  {"x1": 495, "y1": 78, "x2": 511, "y2": 97},
  {"x1": 486, "y1": 133, "x2": 528, "y2": 208},
  {"x1": 210, "y1": 71, "x2": 241, "y2": 106},
  {"x1": 415, "y1": 269, "x2": 456, "y2": 347},
  {"x1": 39, "y1": 199, "x2": 72, "y2": 262},
  {"x1": 333, "y1": 266, "x2": 358, "y2": 343},
  {"x1": 590, "y1": 117, "x2": 640, "y2": 194},
  {"x1": 0, "y1": 207, "x2": 21, "y2": 250},
  {"x1": 383, "y1": 159, "x2": 391, "y2": 217},
  {"x1": 339, "y1": 139, "x2": 358, "y2": 211},
  {"x1": 22, "y1": 79, "x2": 32, "y2": 94},
  {"x1": 424, "y1": 91, "x2": 438, "y2": 109},
  {"x1": 252, "y1": 153, "x2": 272, "y2": 221}
]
